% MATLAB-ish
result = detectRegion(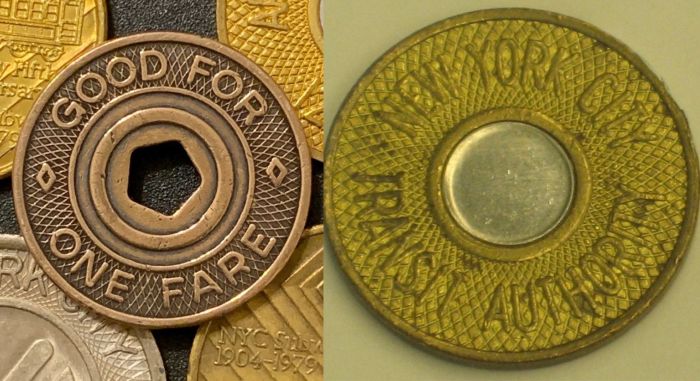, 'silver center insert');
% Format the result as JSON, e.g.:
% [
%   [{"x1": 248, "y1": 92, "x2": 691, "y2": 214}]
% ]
[{"x1": 442, "y1": 121, "x2": 574, "y2": 246}]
